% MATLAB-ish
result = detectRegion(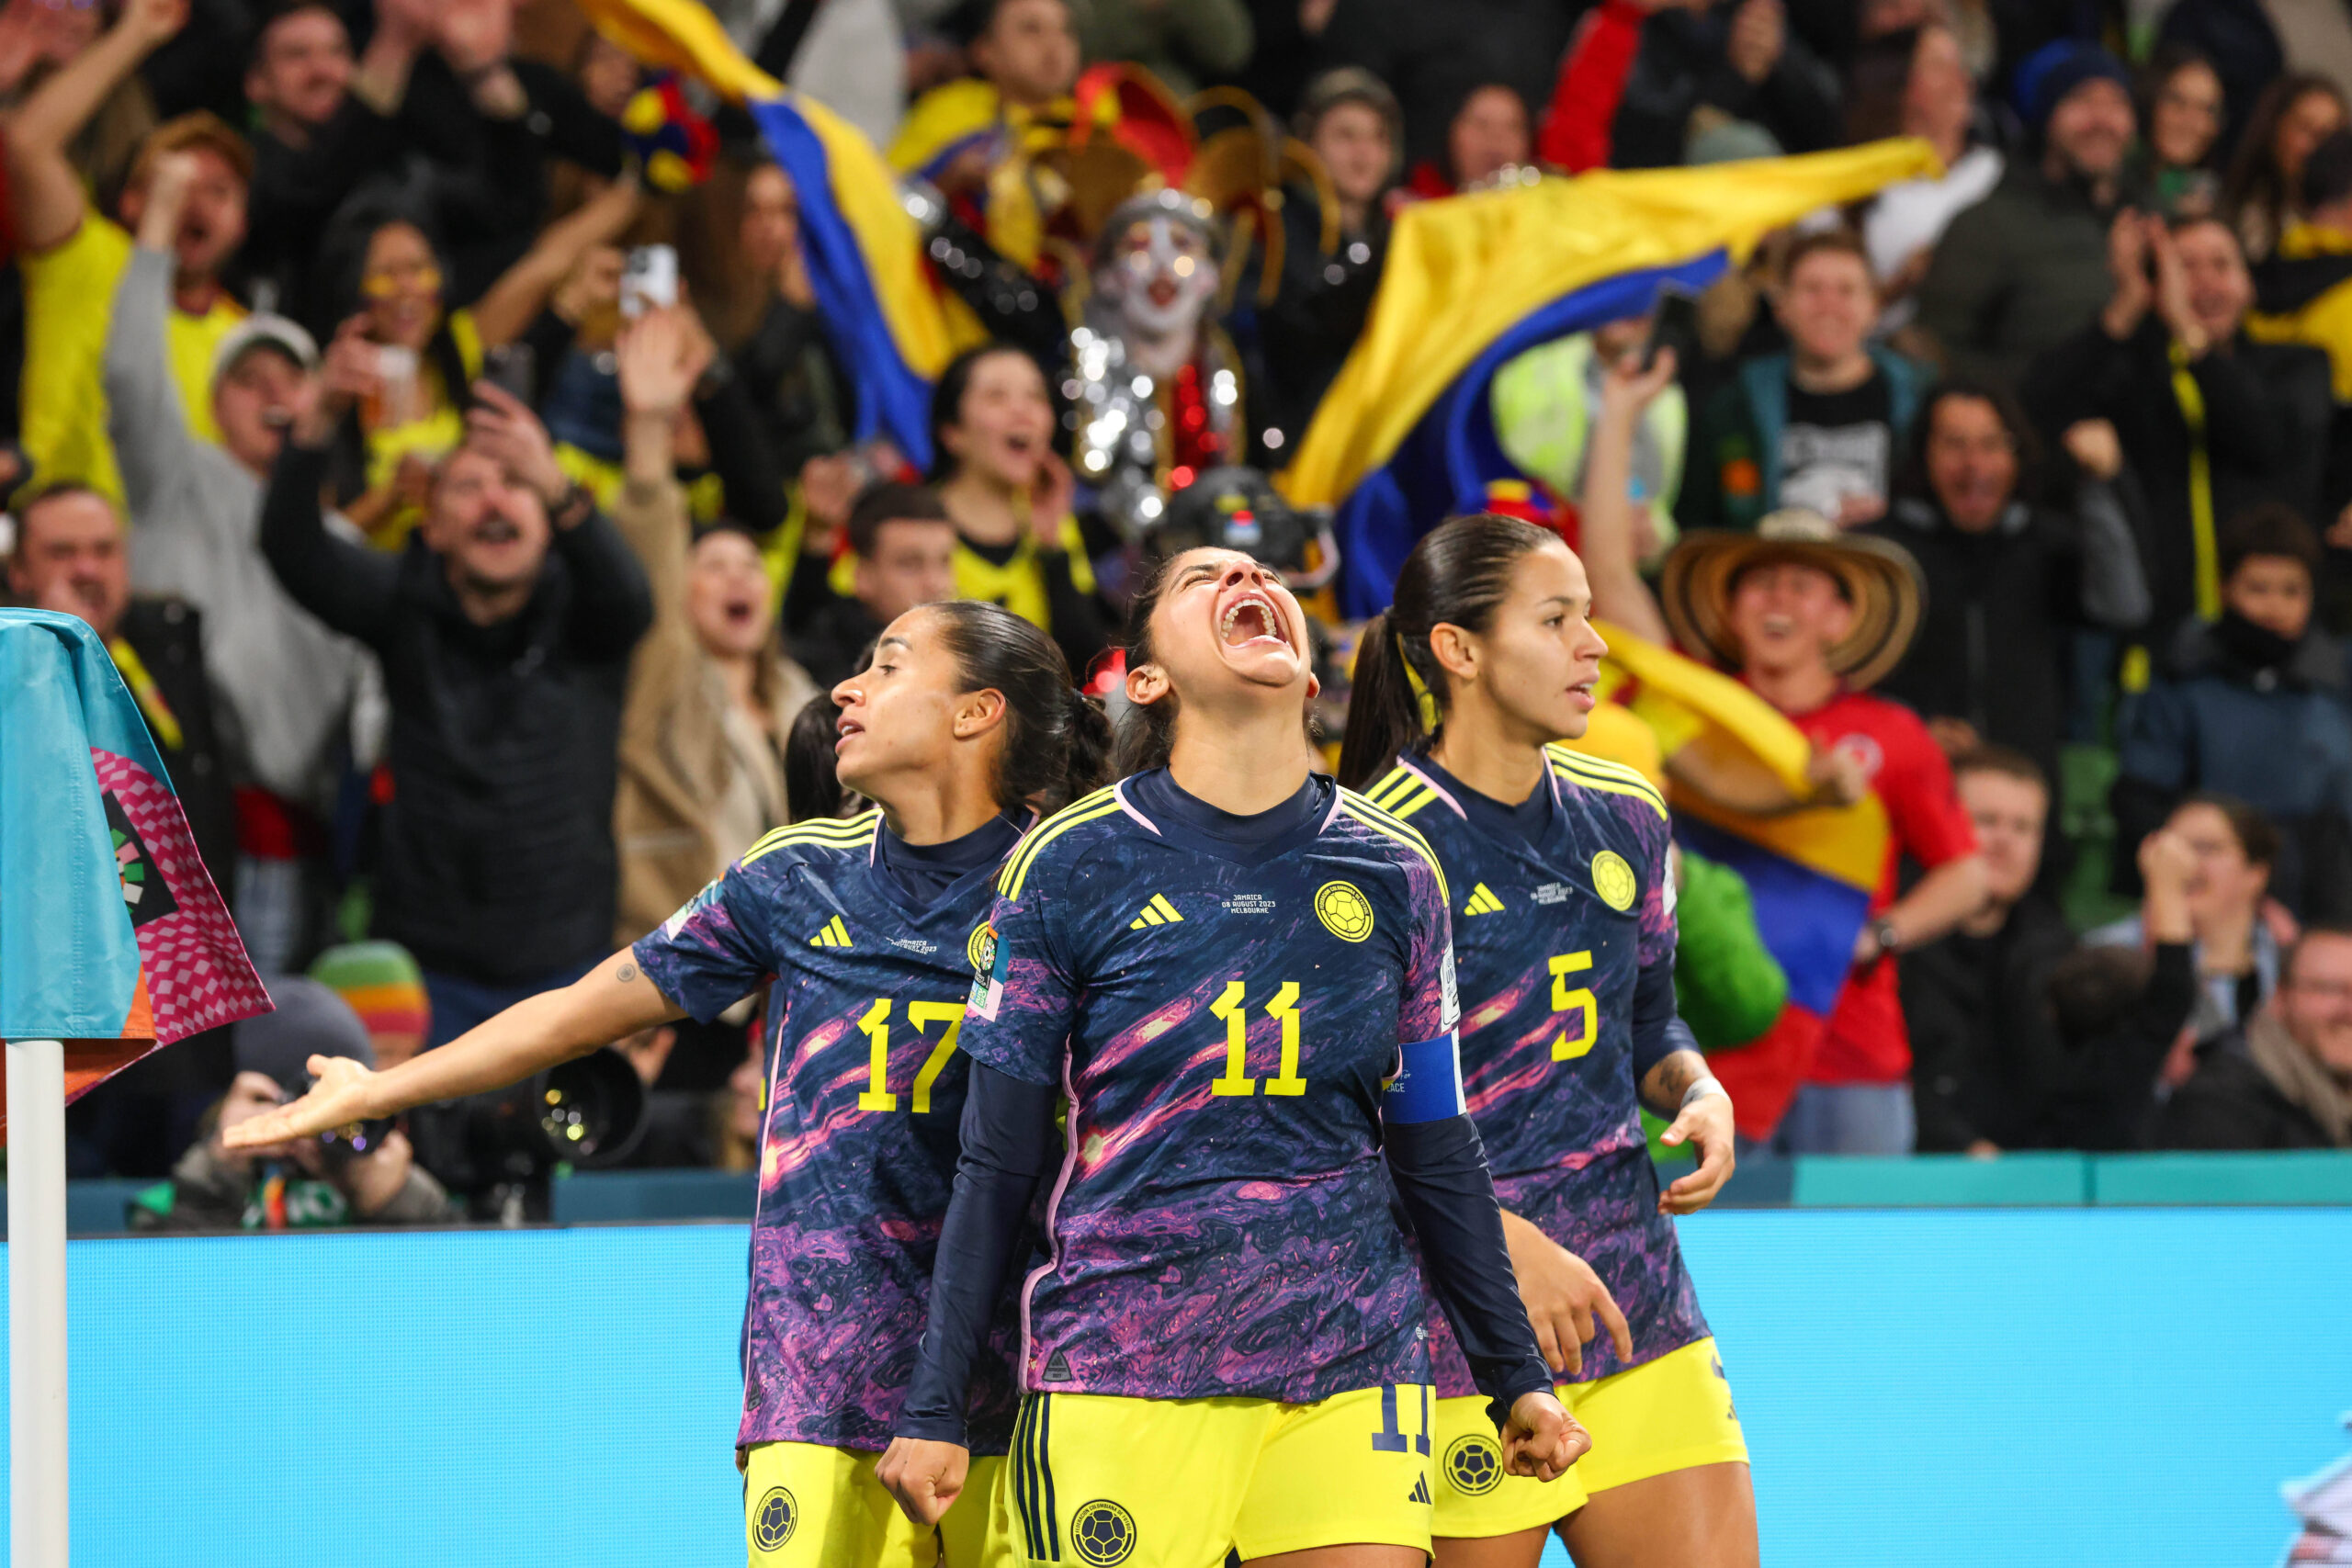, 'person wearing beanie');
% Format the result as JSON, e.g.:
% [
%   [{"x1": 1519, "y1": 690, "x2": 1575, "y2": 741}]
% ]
[
  {"x1": 1916, "y1": 39, "x2": 2141, "y2": 390},
  {"x1": 309, "y1": 941, "x2": 433, "y2": 1068},
  {"x1": 130, "y1": 977, "x2": 458, "y2": 1231}
]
